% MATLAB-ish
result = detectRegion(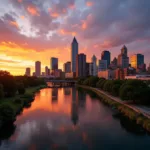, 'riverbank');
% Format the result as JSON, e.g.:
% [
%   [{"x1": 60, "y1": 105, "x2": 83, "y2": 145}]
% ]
[
  {"x1": 0, "y1": 84, "x2": 47, "y2": 129},
  {"x1": 77, "y1": 85, "x2": 150, "y2": 132}
]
